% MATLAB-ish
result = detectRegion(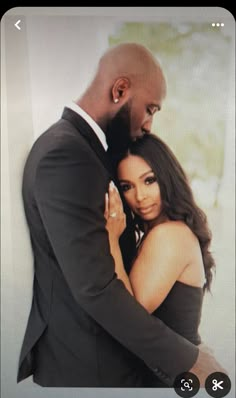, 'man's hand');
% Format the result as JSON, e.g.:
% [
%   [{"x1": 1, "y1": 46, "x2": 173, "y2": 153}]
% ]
[{"x1": 190, "y1": 345, "x2": 227, "y2": 386}]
